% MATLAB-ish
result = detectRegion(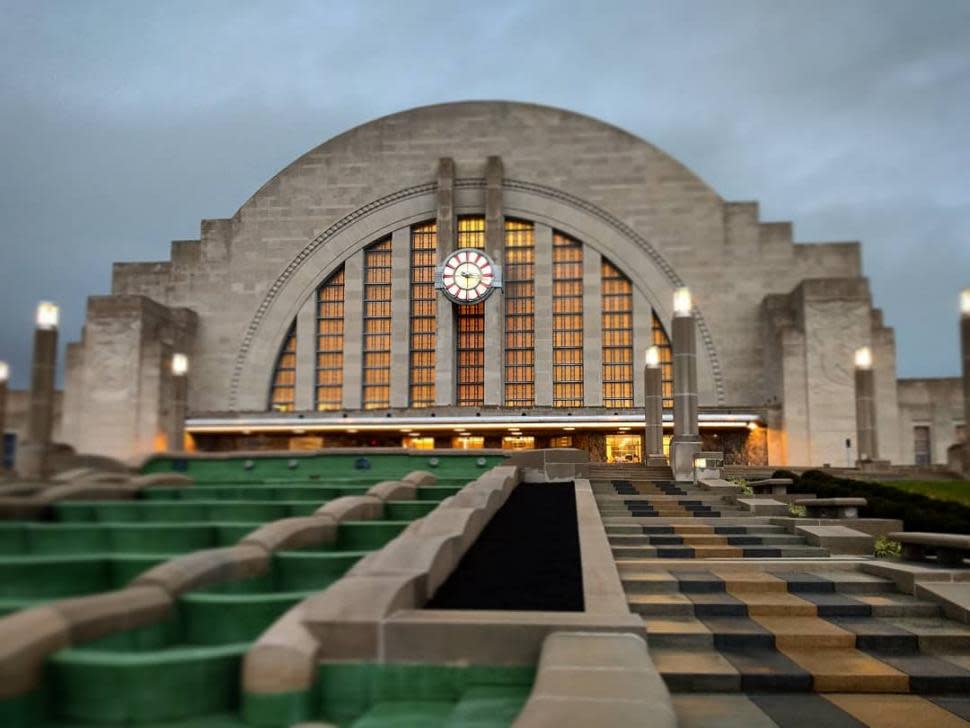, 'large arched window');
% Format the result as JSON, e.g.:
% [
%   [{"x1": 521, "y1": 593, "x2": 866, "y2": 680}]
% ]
[
  {"x1": 409, "y1": 222, "x2": 437, "y2": 407},
  {"x1": 601, "y1": 258, "x2": 634, "y2": 408},
  {"x1": 269, "y1": 218, "x2": 674, "y2": 414},
  {"x1": 552, "y1": 232, "x2": 583, "y2": 407},
  {"x1": 362, "y1": 238, "x2": 392, "y2": 409},
  {"x1": 315, "y1": 267, "x2": 345, "y2": 411},
  {"x1": 504, "y1": 219, "x2": 535, "y2": 407},
  {"x1": 269, "y1": 323, "x2": 297, "y2": 412}
]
